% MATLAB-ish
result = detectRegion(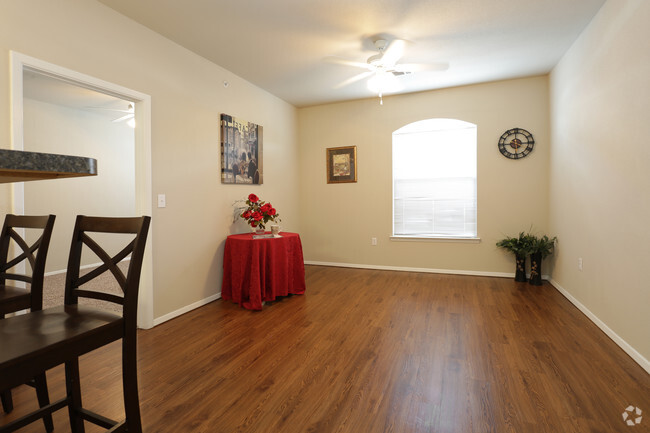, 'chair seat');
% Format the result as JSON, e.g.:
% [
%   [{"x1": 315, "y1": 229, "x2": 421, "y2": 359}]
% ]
[
  {"x1": 0, "y1": 285, "x2": 30, "y2": 315},
  {"x1": 0, "y1": 305, "x2": 123, "y2": 391}
]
